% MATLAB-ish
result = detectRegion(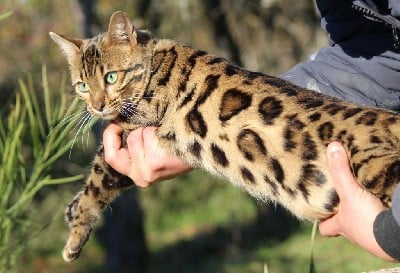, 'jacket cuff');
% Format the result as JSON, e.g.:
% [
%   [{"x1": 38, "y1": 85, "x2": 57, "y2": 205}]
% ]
[{"x1": 373, "y1": 209, "x2": 400, "y2": 261}]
